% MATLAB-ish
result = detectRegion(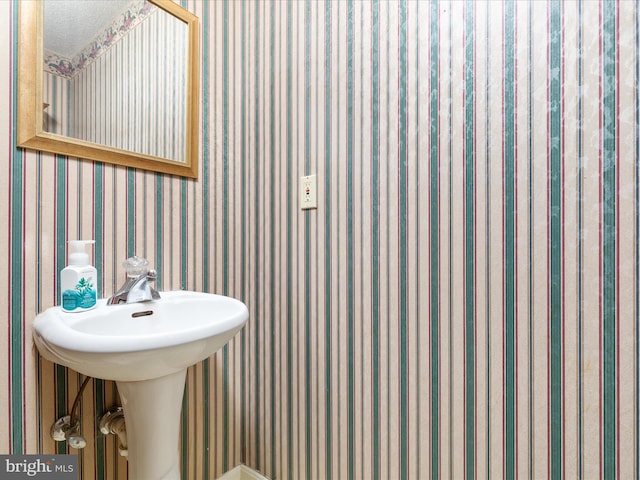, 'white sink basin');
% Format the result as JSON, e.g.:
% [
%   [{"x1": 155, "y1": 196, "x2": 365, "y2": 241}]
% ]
[{"x1": 32, "y1": 290, "x2": 248, "y2": 381}]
